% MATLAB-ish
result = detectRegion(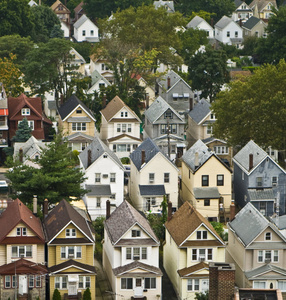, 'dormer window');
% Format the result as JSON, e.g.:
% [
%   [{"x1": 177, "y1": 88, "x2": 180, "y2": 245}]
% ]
[
  {"x1": 76, "y1": 109, "x2": 82, "y2": 114},
  {"x1": 16, "y1": 227, "x2": 27, "y2": 236},
  {"x1": 265, "y1": 232, "x2": 271, "y2": 241},
  {"x1": 21, "y1": 108, "x2": 30, "y2": 116},
  {"x1": 66, "y1": 228, "x2": 76, "y2": 237},
  {"x1": 196, "y1": 230, "x2": 207, "y2": 240},
  {"x1": 132, "y1": 230, "x2": 141, "y2": 237}
]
